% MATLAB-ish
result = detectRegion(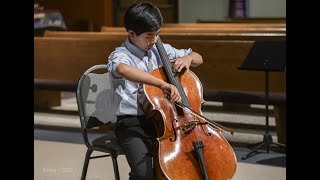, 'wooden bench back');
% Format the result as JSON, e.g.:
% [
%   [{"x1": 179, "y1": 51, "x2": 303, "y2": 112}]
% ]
[
  {"x1": 100, "y1": 26, "x2": 285, "y2": 34},
  {"x1": 161, "y1": 22, "x2": 286, "y2": 27},
  {"x1": 34, "y1": 37, "x2": 124, "y2": 81},
  {"x1": 36, "y1": 34, "x2": 285, "y2": 93},
  {"x1": 172, "y1": 40, "x2": 285, "y2": 93},
  {"x1": 44, "y1": 30, "x2": 285, "y2": 41},
  {"x1": 101, "y1": 22, "x2": 286, "y2": 33}
]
